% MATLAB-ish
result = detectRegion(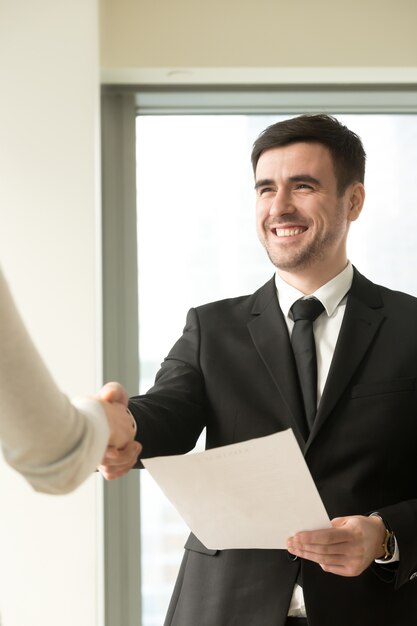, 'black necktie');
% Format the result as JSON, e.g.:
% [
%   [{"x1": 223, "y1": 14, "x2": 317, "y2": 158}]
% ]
[{"x1": 290, "y1": 298, "x2": 325, "y2": 430}]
